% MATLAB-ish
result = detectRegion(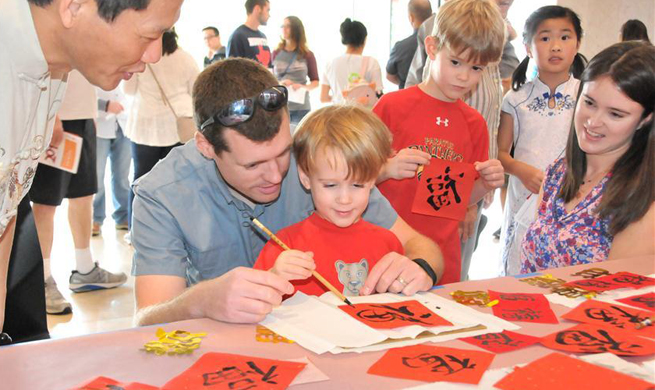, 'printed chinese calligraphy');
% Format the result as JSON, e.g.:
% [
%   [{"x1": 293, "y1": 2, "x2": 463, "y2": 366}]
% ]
[
  {"x1": 461, "y1": 330, "x2": 541, "y2": 353},
  {"x1": 562, "y1": 300, "x2": 655, "y2": 337},
  {"x1": 494, "y1": 353, "x2": 654, "y2": 390},
  {"x1": 541, "y1": 323, "x2": 655, "y2": 356},
  {"x1": 162, "y1": 353, "x2": 306, "y2": 390},
  {"x1": 339, "y1": 300, "x2": 452, "y2": 329},
  {"x1": 412, "y1": 159, "x2": 476, "y2": 221},
  {"x1": 368, "y1": 345, "x2": 495, "y2": 384},
  {"x1": 488, "y1": 291, "x2": 559, "y2": 324}
]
